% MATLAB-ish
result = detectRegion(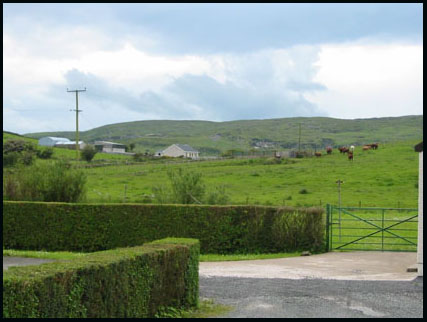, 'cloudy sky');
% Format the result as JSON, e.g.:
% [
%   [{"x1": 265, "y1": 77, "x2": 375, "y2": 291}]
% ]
[{"x1": 3, "y1": 3, "x2": 423, "y2": 134}]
